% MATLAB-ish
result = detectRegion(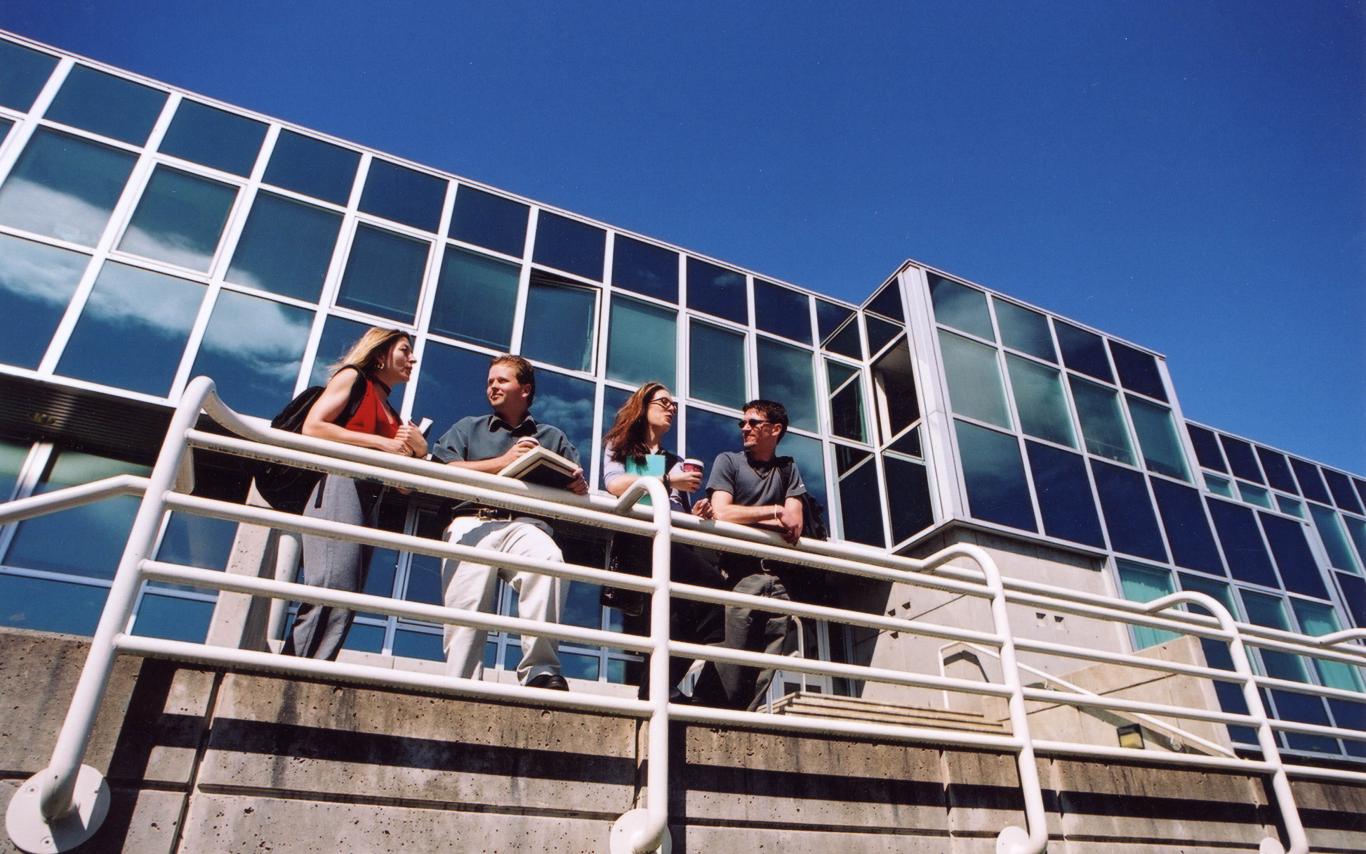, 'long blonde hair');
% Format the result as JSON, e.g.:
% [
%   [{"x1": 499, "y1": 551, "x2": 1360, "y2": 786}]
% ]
[{"x1": 332, "y1": 327, "x2": 410, "y2": 379}]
